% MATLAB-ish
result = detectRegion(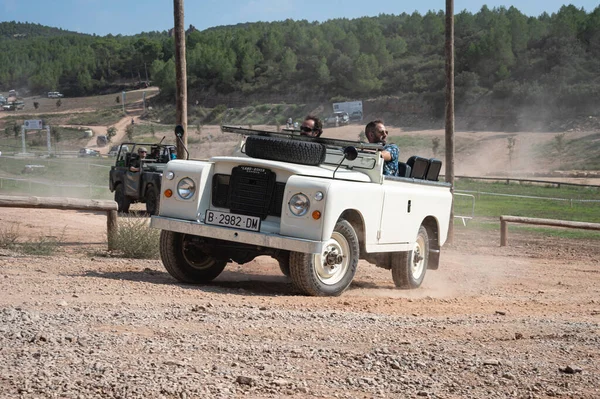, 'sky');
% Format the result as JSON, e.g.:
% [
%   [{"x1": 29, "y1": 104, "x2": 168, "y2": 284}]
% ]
[{"x1": 1, "y1": 0, "x2": 598, "y2": 36}]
